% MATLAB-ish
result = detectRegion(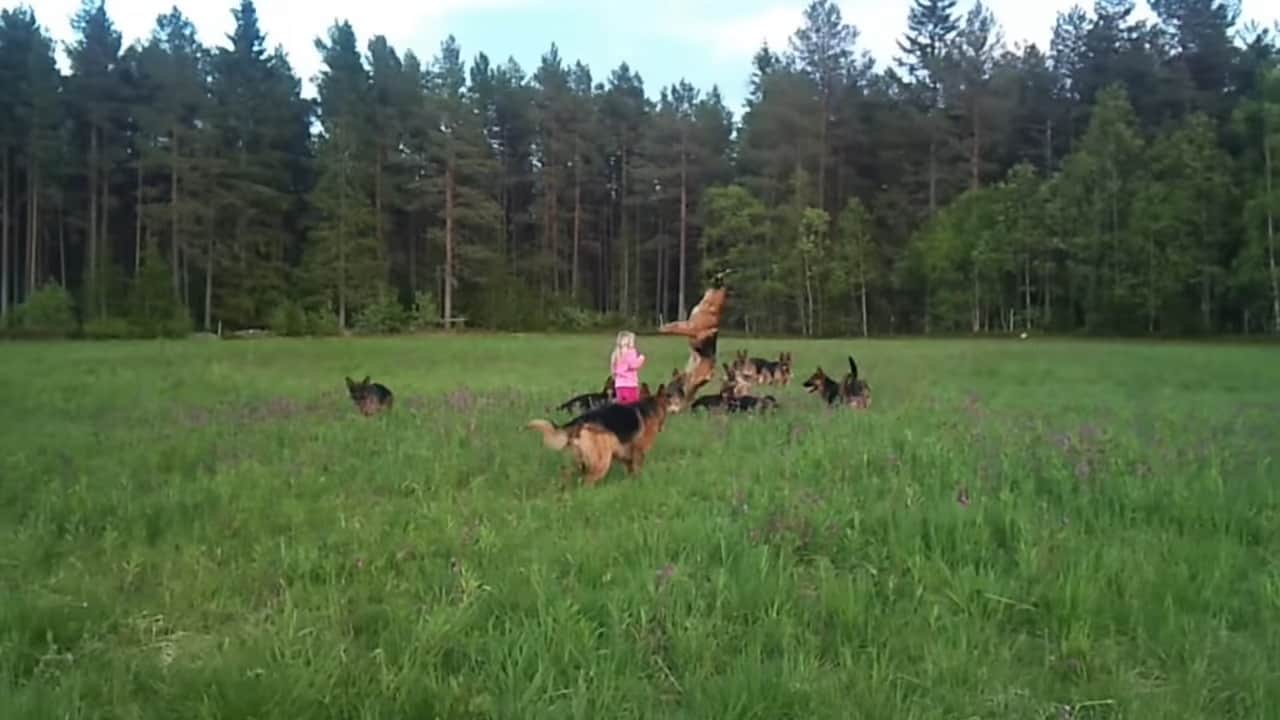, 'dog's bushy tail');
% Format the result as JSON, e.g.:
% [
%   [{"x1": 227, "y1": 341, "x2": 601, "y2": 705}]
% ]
[
  {"x1": 526, "y1": 419, "x2": 569, "y2": 450},
  {"x1": 847, "y1": 355, "x2": 859, "y2": 380}
]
